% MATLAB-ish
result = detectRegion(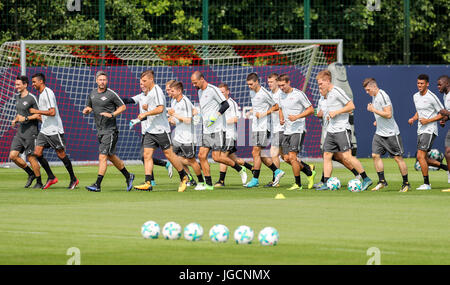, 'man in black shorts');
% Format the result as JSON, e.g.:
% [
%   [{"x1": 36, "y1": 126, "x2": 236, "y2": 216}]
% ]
[
  {"x1": 82, "y1": 71, "x2": 134, "y2": 192},
  {"x1": 9, "y1": 75, "x2": 43, "y2": 188},
  {"x1": 130, "y1": 70, "x2": 189, "y2": 192},
  {"x1": 30, "y1": 73, "x2": 78, "y2": 190}
]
